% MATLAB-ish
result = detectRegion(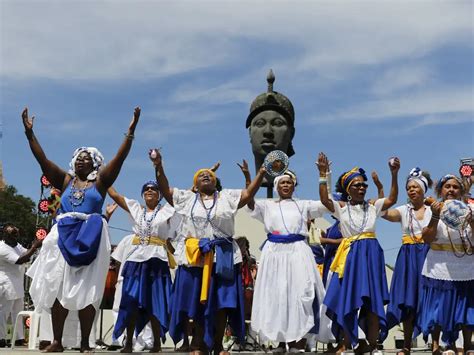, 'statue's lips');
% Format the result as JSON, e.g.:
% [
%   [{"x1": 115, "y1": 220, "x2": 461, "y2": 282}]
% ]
[{"x1": 261, "y1": 142, "x2": 276, "y2": 149}]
